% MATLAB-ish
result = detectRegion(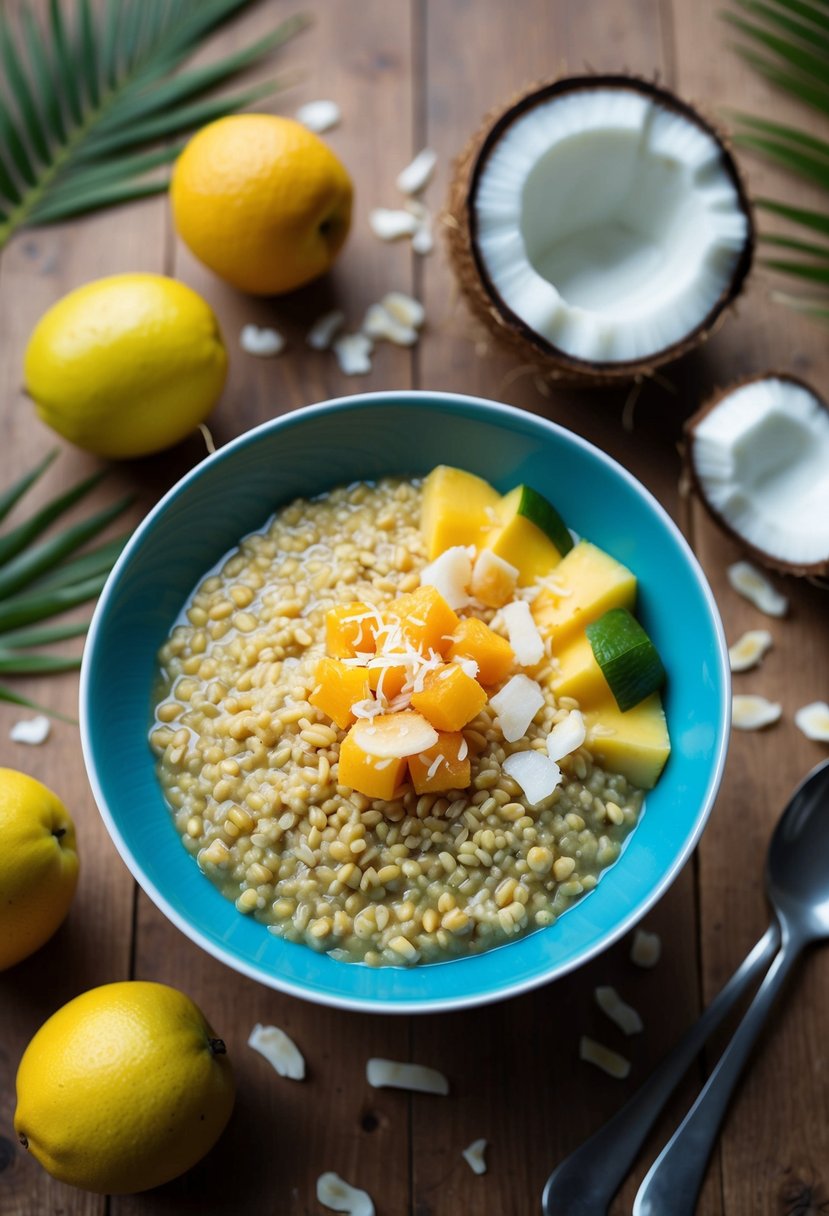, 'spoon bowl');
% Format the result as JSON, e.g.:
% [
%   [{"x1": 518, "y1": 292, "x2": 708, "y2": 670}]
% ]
[{"x1": 767, "y1": 759, "x2": 829, "y2": 941}]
